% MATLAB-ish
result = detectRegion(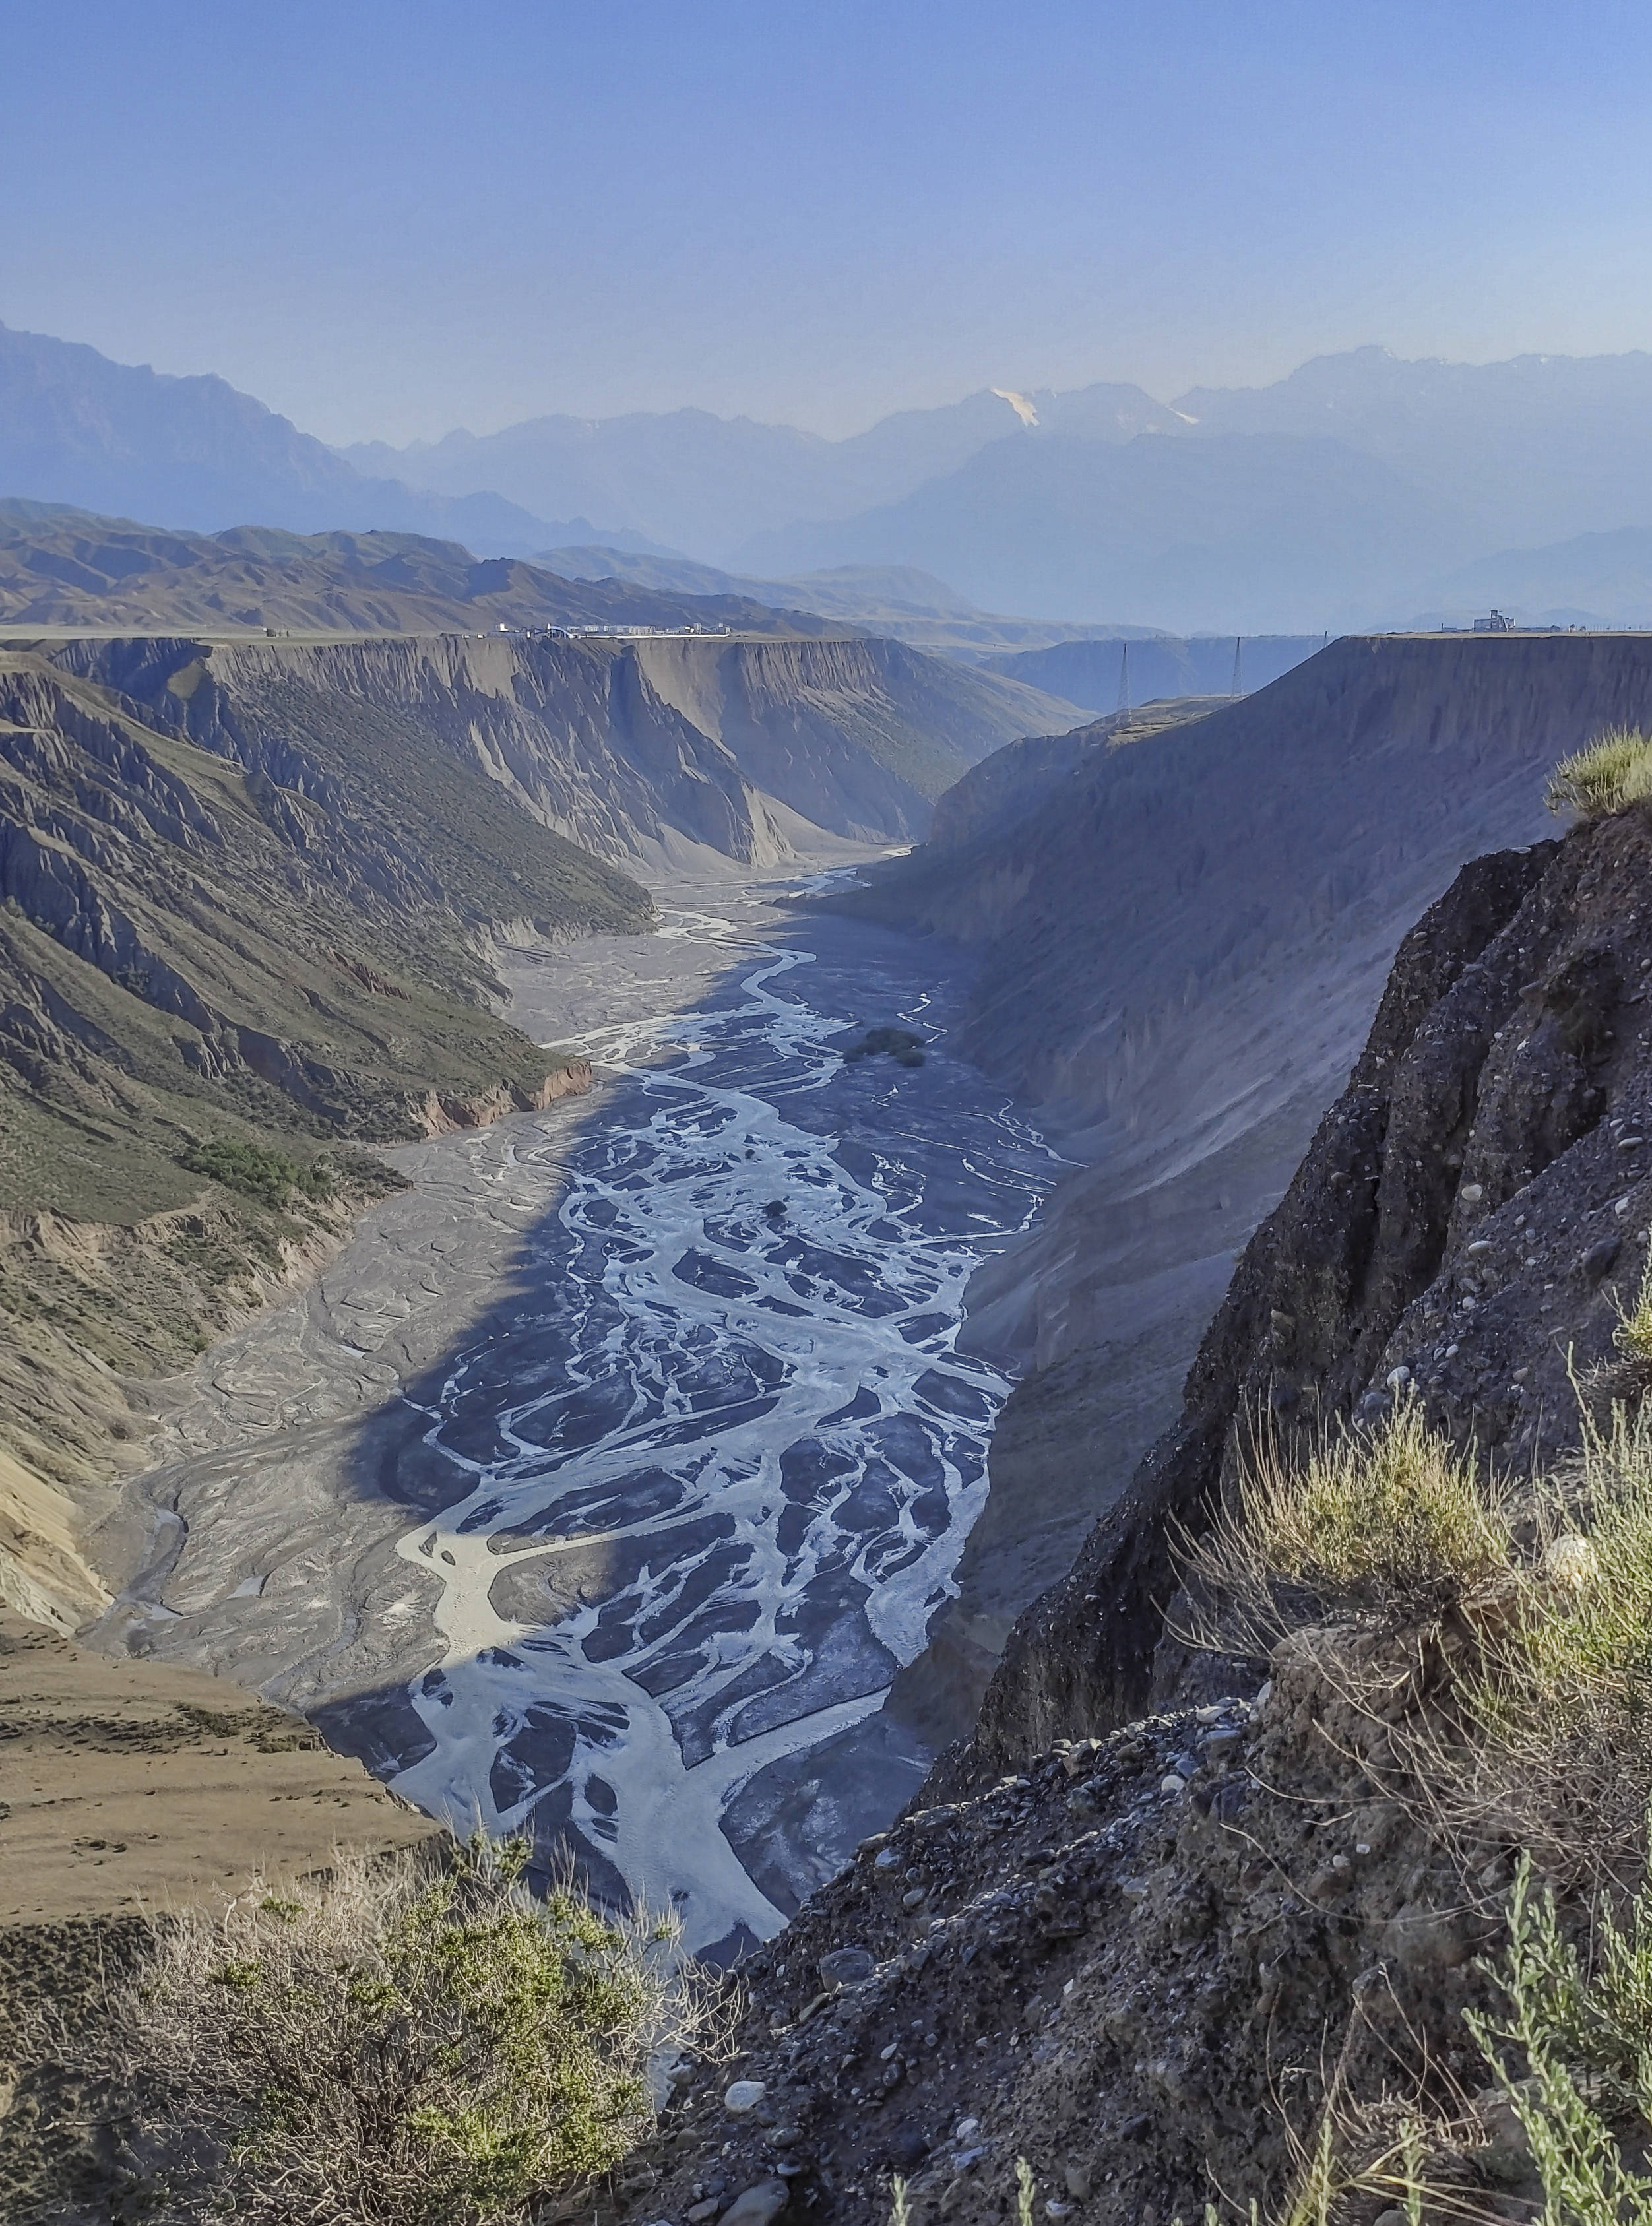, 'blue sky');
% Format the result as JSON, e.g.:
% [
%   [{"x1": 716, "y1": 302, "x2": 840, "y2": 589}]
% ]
[{"x1": 8, "y1": 0, "x2": 1652, "y2": 444}]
